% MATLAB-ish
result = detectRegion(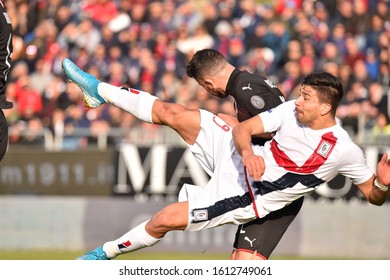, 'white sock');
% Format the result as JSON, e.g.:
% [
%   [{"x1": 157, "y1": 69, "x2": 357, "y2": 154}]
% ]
[
  {"x1": 98, "y1": 83, "x2": 158, "y2": 123},
  {"x1": 102, "y1": 221, "x2": 161, "y2": 259}
]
